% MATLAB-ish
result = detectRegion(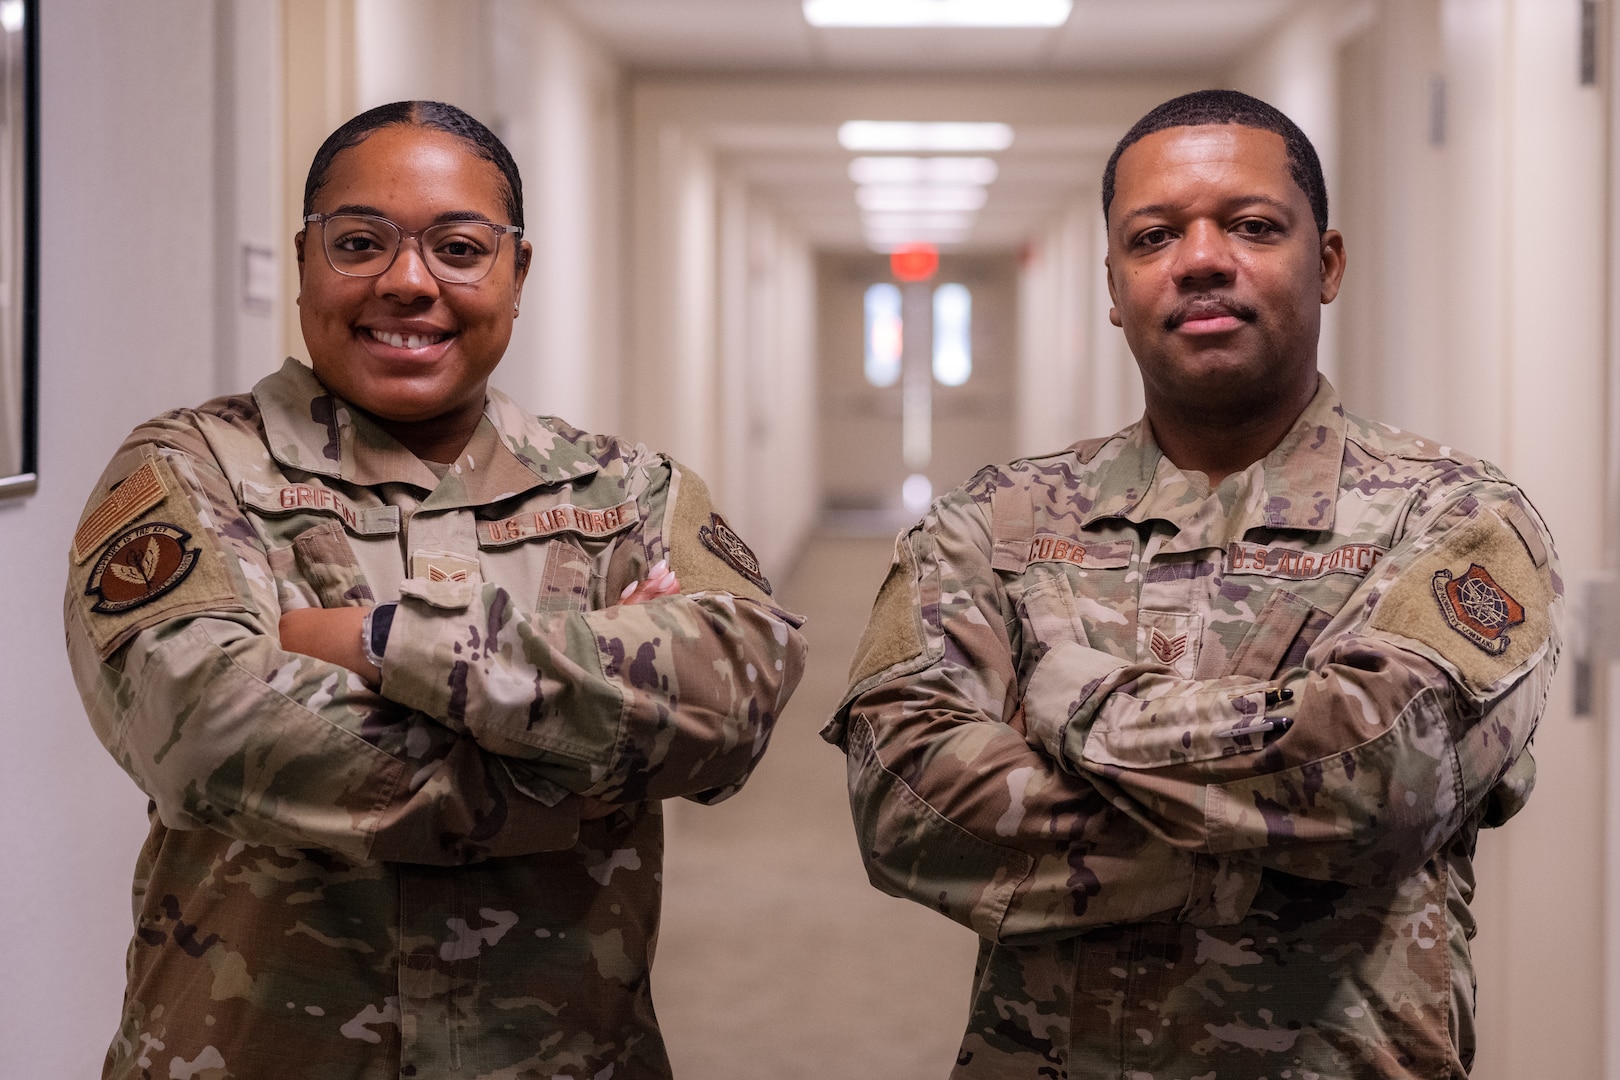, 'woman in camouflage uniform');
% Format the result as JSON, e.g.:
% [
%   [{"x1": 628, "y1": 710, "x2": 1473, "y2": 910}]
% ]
[{"x1": 66, "y1": 101, "x2": 806, "y2": 1080}]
